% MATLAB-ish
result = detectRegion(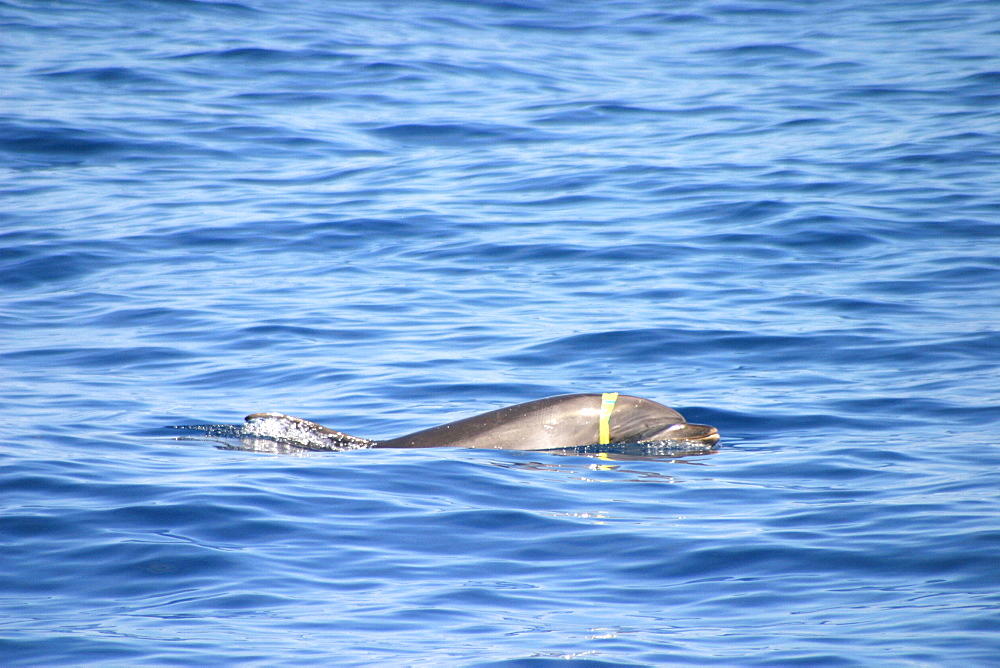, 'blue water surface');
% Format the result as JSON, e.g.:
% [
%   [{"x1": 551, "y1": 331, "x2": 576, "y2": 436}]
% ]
[{"x1": 2, "y1": 0, "x2": 1000, "y2": 665}]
